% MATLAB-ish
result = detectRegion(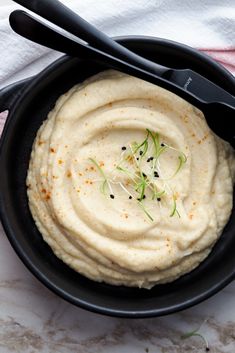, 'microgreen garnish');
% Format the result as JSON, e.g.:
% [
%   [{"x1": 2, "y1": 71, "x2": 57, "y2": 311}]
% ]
[
  {"x1": 152, "y1": 185, "x2": 165, "y2": 201},
  {"x1": 170, "y1": 194, "x2": 180, "y2": 218},
  {"x1": 89, "y1": 129, "x2": 187, "y2": 221},
  {"x1": 174, "y1": 152, "x2": 187, "y2": 176},
  {"x1": 181, "y1": 321, "x2": 210, "y2": 352},
  {"x1": 138, "y1": 201, "x2": 154, "y2": 221},
  {"x1": 147, "y1": 129, "x2": 167, "y2": 160},
  {"x1": 132, "y1": 130, "x2": 149, "y2": 157},
  {"x1": 116, "y1": 166, "x2": 138, "y2": 184},
  {"x1": 163, "y1": 144, "x2": 187, "y2": 178},
  {"x1": 89, "y1": 158, "x2": 113, "y2": 196}
]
